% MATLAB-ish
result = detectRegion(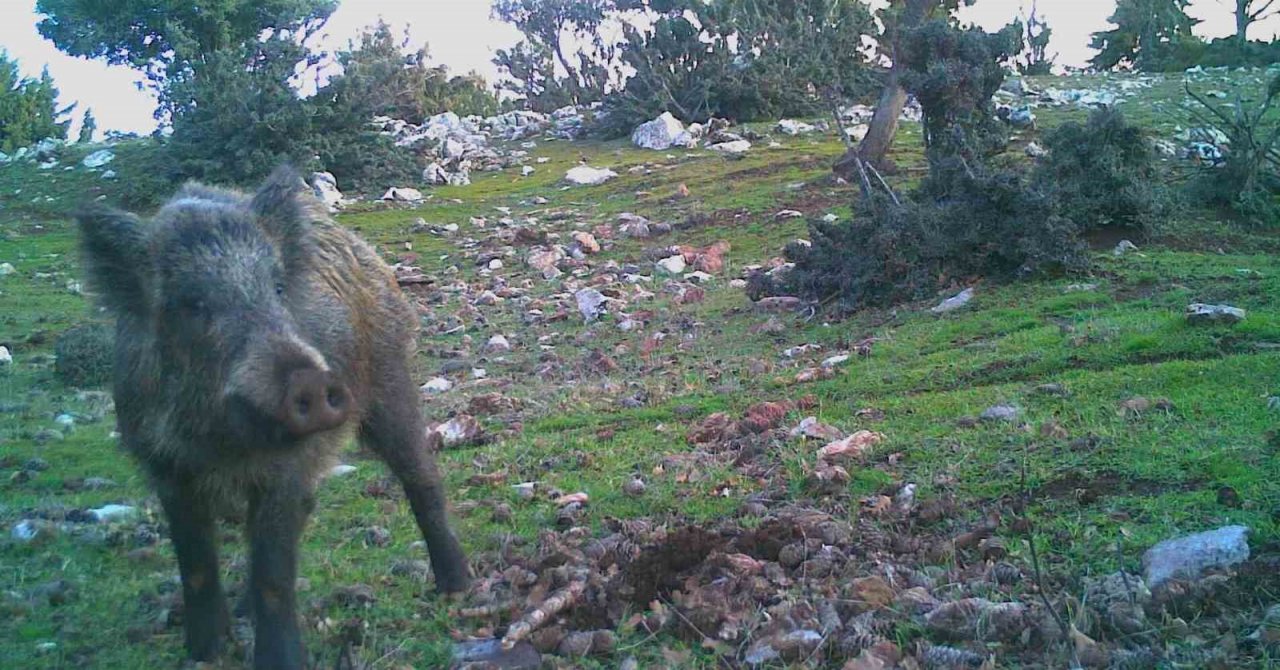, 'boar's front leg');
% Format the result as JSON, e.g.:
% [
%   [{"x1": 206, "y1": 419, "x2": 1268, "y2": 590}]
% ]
[
  {"x1": 155, "y1": 473, "x2": 230, "y2": 662},
  {"x1": 246, "y1": 481, "x2": 314, "y2": 670},
  {"x1": 363, "y1": 368, "x2": 470, "y2": 594}
]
